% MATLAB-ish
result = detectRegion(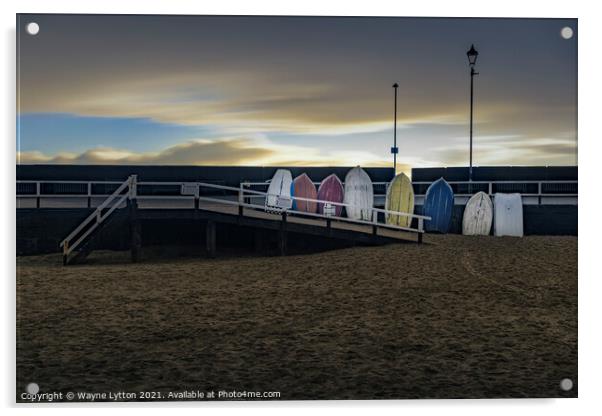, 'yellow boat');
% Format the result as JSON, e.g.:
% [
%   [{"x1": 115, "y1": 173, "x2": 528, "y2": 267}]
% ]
[{"x1": 385, "y1": 173, "x2": 415, "y2": 228}]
